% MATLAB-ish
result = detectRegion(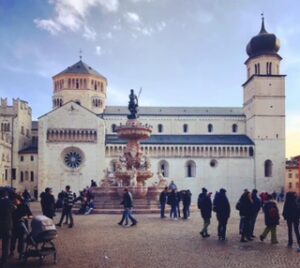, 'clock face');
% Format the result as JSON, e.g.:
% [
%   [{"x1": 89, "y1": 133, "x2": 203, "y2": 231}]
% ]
[{"x1": 64, "y1": 150, "x2": 82, "y2": 168}]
